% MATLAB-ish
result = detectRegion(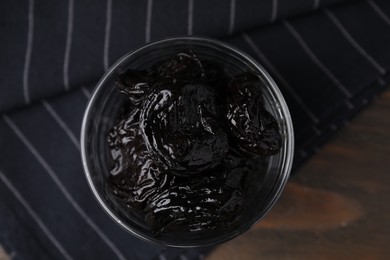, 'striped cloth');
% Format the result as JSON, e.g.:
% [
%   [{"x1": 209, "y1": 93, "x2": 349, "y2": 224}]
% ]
[{"x1": 1, "y1": 0, "x2": 390, "y2": 259}]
